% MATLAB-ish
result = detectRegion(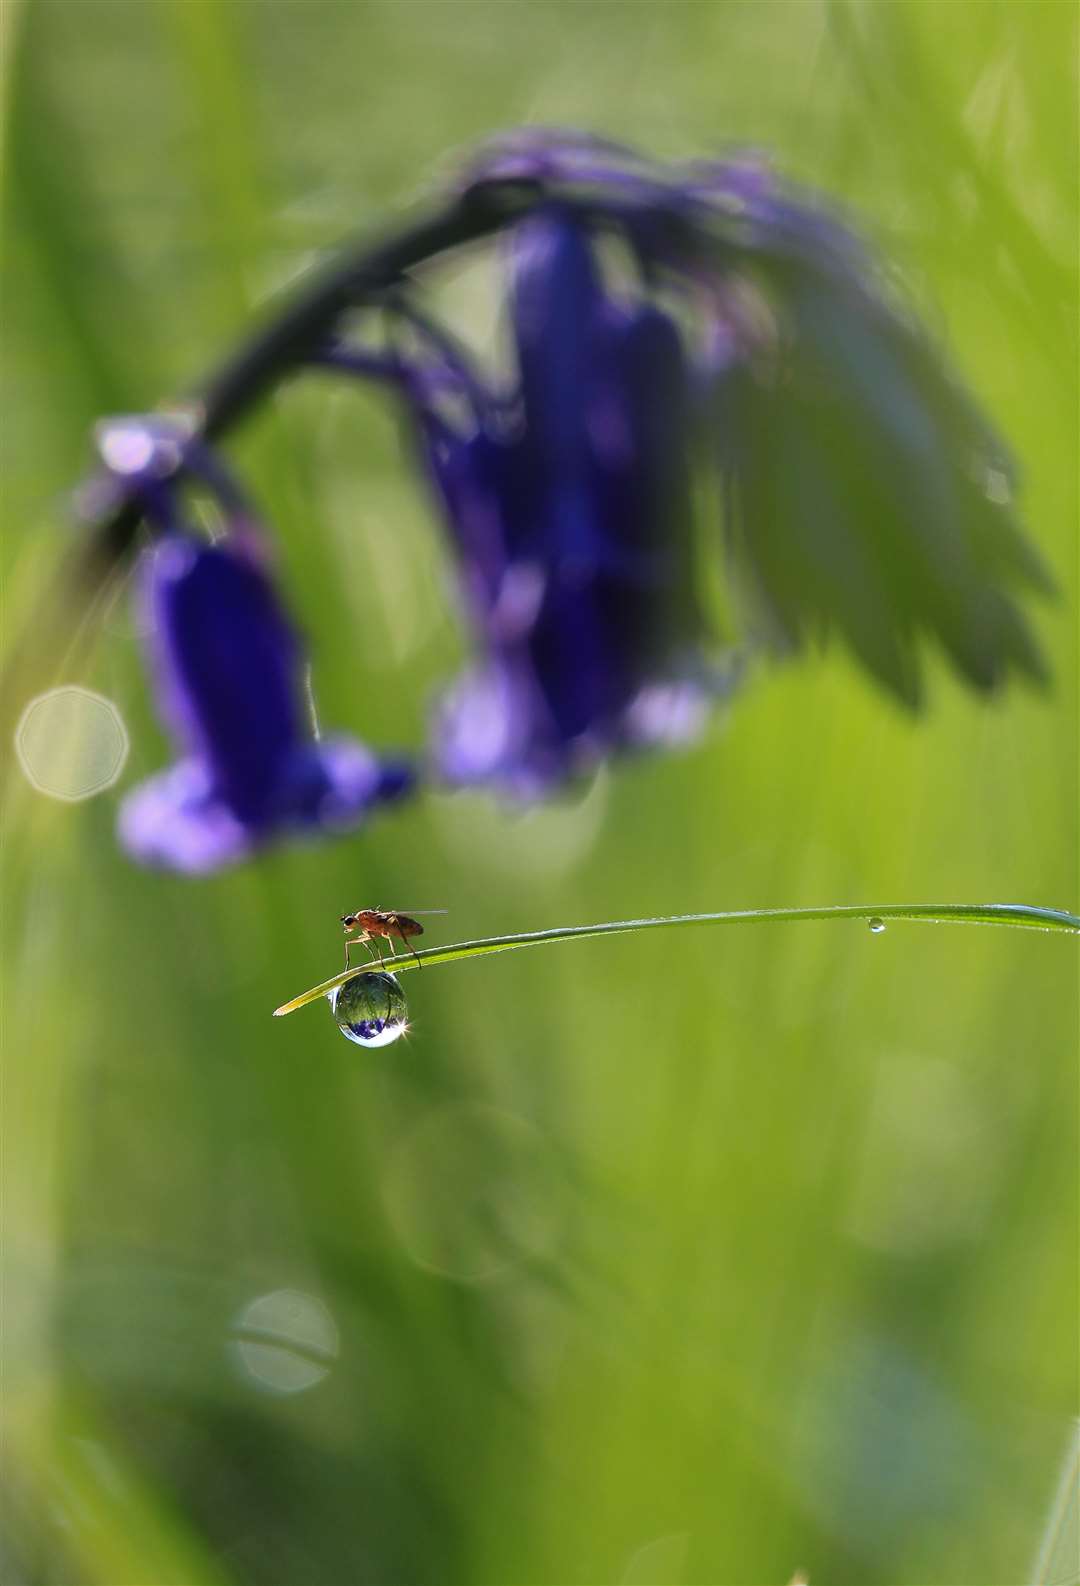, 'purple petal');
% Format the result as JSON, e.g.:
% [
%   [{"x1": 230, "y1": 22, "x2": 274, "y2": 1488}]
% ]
[
  {"x1": 277, "y1": 737, "x2": 414, "y2": 830},
  {"x1": 117, "y1": 760, "x2": 253, "y2": 874},
  {"x1": 432, "y1": 664, "x2": 568, "y2": 796},
  {"x1": 118, "y1": 740, "x2": 414, "y2": 875},
  {"x1": 141, "y1": 535, "x2": 301, "y2": 825},
  {"x1": 510, "y1": 208, "x2": 606, "y2": 482},
  {"x1": 619, "y1": 674, "x2": 714, "y2": 749}
]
